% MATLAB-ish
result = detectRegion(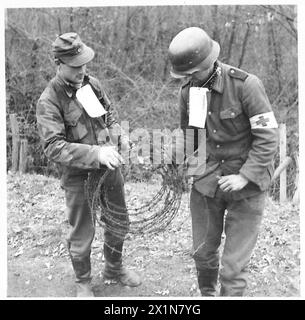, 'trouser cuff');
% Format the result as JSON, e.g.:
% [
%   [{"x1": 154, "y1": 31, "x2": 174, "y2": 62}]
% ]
[
  {"x1": 70, "y1": 255, "x2": 92, "y2": 283},
  {"x1": 197, "y1": 267, "x2": 219, "y2": 296}
]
